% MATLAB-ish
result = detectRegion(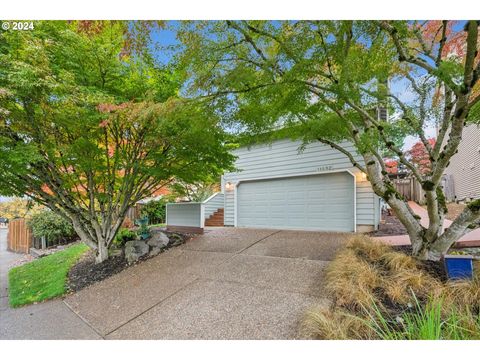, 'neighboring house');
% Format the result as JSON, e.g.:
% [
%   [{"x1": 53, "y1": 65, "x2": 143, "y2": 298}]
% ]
[
  {"x1": 0, "y1": 217, "x2": 8, "y2": 228},
  {"x1": 444, "y1": 124, "x2": 480, "y2": 201},
  {"x1": 167, "y1": 137, "x2": 381, "y2": 233}
]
